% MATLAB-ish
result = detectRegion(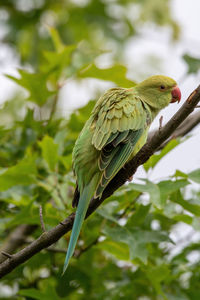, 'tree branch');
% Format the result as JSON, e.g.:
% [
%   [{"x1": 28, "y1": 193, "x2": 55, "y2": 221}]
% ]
[
  {"x1": 0, "y1": 85, "x2": 200, "y2": 278},
  {"x1": 0, "y1": 225, "x2": 37, "y2": 264}
]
